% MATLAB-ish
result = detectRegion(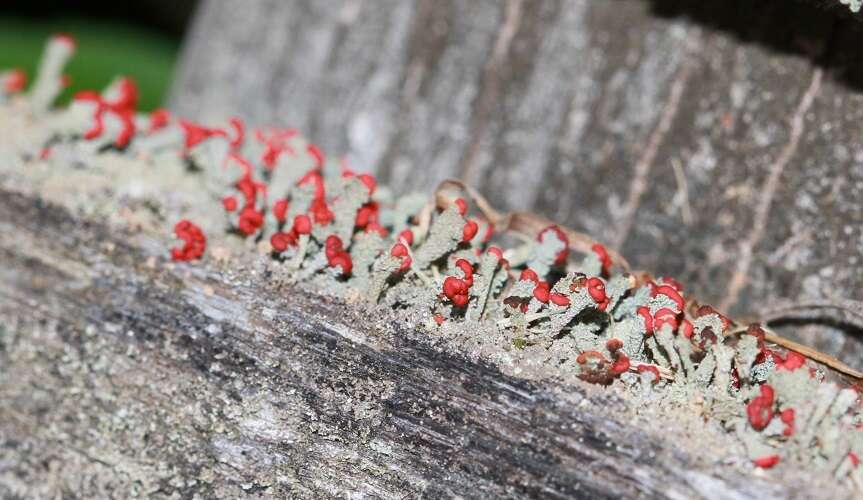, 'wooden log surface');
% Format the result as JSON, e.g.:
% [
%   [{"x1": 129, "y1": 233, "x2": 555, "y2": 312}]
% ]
[
  {"x1": 170, "y1": 0, "x2": 863, "y2": 366},
  {"x1": 0, "y1": 185, "x2": 818, "y2": 498}
]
